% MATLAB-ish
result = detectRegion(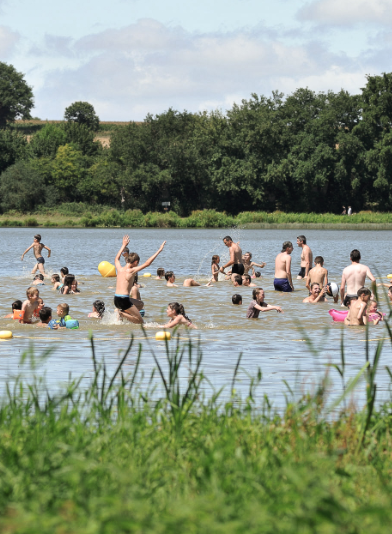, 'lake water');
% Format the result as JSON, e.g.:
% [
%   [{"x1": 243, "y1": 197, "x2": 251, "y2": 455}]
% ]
[{"x1": 1, "y1": 227, "x2": 391, "y2": 409}]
